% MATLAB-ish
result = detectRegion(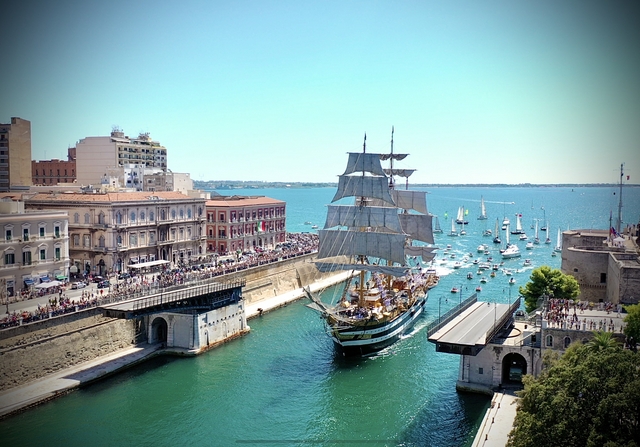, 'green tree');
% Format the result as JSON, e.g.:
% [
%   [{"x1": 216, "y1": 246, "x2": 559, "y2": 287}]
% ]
[
  {"x1": 518, "y1": 266, "x2": 580, "y2": 313},
  {"x1": 507, "y1": 343, "x2": 640, "y2": 447},
  {"x1": 623, "y1": 304, "x2": 640, "y2": 350}
]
